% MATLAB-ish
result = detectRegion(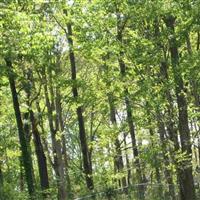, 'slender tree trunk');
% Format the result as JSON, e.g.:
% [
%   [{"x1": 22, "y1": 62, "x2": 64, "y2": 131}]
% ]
[
  {"x1": 36, "y1": 103, "x2": 56, "y2": 179},
  {"x1": 108, "y1": 94, "x2": 127, "y2": 189},
  {"x1": 164, "y1": 15, "x2": 196, "y2": 200},
  {"x1": 157, "y1": 118, "x2": 176, "y2": 200},
  {"x1": 160, "y1": 62, "x2": 180, "y2": 151},
  {"x1": 23, "y1": 67, "x2": 50, "y2": 196},
  {"x1": 186, "y1": 35, "x2": 200, "y2": 162},
  {"x1": 123, "y1": 133, "x2": 131, "y2": 186},
  {"x1": 102, "y1": 55, "x2": 127, "y2": 189},
  {"x1": 65, "y1": 15, "x2": 94, "y2": 190},
  {"x1": 159, "y1": 61, "x2": 182, "y2": 196},
  {"x1": 120, "y1": 54, "x2": 145, "y2": 199},
  {"x1": 55, "y1": 85, "x2": 72, "y2": 198},
  {"x1": 154, "y1": 20, "x2": 181, "y2": 199},
  {"x1": 43, "y1": 70, "x2": 67, "y2": 200},
  {"x1": 186, "y1": 33, "x2": 200, "y2": 116},
  {"x1": 147, "y1": 124, "x2": 164, "y2": 199},
  {"x1": 5, "y1": 58, "x2": 35, "y2": 197},
  {"x1": 154, "y1": 19, "x2": 180, "y2": 151},
  {"x1": 29, "y1": 110, "x2": 49, "y2": 195},
  {"x1": 23, "y1": 112, "x2": 36, "y2": 185},
  {"x1": 116, "y1": 15, "x2": 144, "y2": 198}
]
